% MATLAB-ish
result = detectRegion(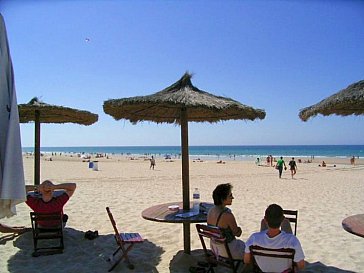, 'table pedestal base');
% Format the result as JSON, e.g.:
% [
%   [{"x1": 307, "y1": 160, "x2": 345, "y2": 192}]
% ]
[{"x1": 183, "y1": 222, "x2": 191, "y2": 254}]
